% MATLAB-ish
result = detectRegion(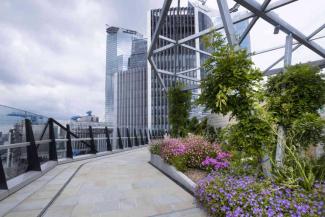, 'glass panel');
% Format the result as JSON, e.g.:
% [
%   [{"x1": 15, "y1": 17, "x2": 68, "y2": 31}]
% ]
[
  {"x1": 1, "y1": 147, "x2": 28, "y2": 180},
  {"x1": 0, "y1": 105, "x2": 48, "y2": 177}
]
